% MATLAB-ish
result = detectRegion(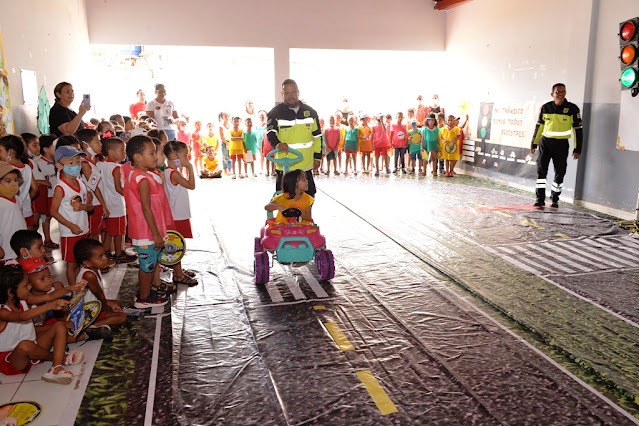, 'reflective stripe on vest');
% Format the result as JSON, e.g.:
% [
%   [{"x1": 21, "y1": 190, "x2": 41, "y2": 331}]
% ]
[{"x1": 543, "y1": 129, "x2": 572, "y2": 138}]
